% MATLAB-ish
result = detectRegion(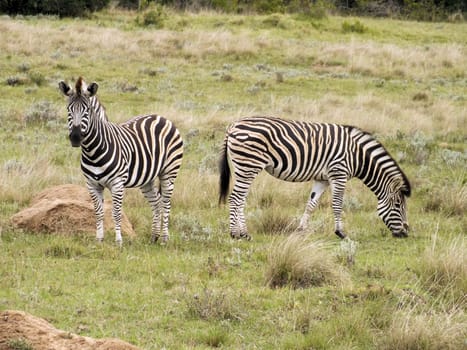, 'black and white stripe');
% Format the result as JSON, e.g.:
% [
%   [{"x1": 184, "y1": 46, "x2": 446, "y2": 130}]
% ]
[
  {"x1": 59, "y1": 77, "x2": 183, "y2": 244},
  {"x1": 219, "y1": 116, "x2": 410, "y2": 240}
]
